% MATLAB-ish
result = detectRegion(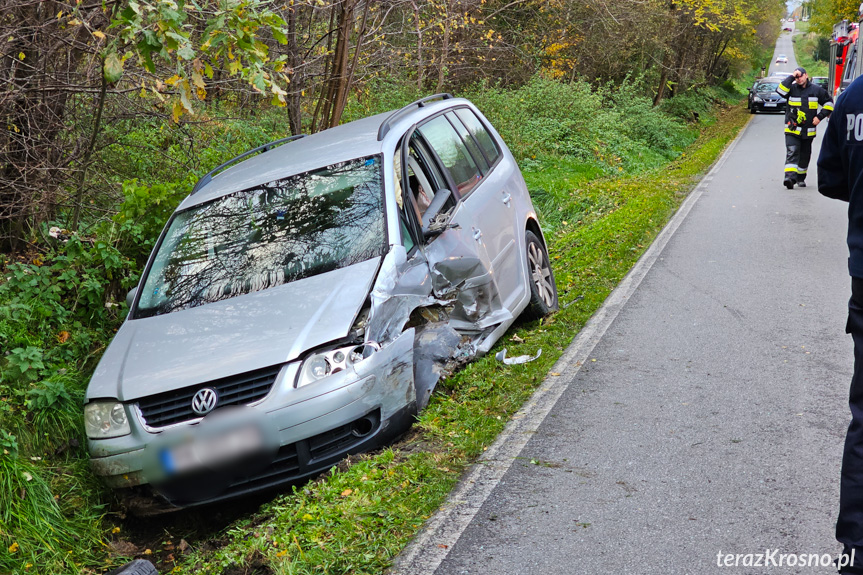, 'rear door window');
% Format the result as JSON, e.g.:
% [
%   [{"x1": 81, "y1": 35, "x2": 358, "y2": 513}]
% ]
[
  {"x1": 445, "y1": 112, "x2": 489, "y2": 172},
  {"x1": 454, "y1": 108, "x2": 501, "y2": 166},
  {"x1": 417, "y1": 116, "x2": 482, "y2": 197}
]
